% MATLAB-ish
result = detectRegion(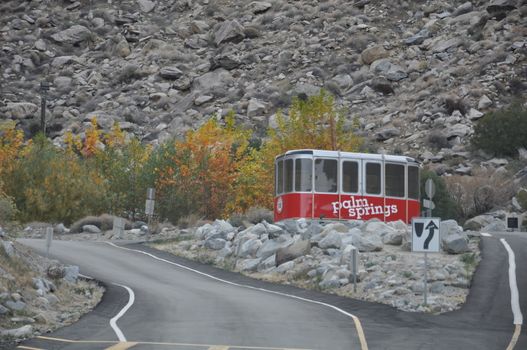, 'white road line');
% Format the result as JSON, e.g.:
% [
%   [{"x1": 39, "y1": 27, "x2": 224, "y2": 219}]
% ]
[
  {"x1": 104, "y1": 242, "x2": 369, "y2": 350},
  {"x1": 500, "y1": 239, "x2": 523, "y2": 325},
  {"x1": 481, "y1": 232, "x2": 492, "y2": 237},
  {"x1": 109, "y1": 283, "x2": 135, "y2": 342}
]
